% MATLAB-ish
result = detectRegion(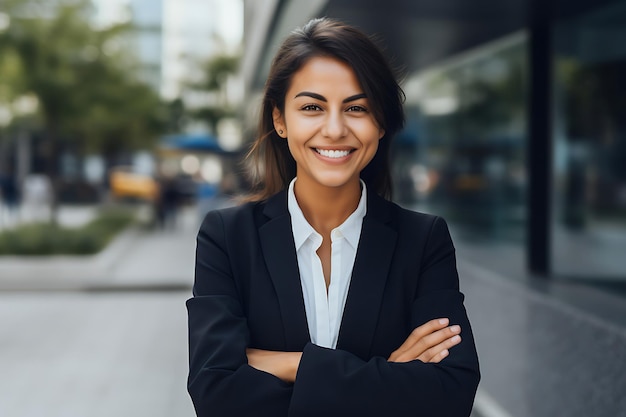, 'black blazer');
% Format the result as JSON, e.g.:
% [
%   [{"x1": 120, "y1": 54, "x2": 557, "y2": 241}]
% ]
[{"x1": 187, "y1": 190, "x2": 480, "y2": 417}]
